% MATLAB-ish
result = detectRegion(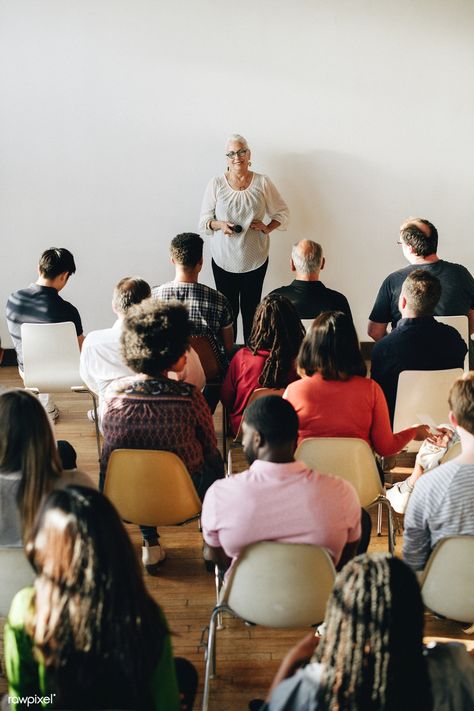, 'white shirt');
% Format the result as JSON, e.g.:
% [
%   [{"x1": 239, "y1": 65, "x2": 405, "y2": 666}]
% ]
[
  {"x1": 80, "y1": 320, "x2": 206, "y2": 419},
  {"x1": 199, "y1": 172, "x2": 289, "y2": 273}
]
